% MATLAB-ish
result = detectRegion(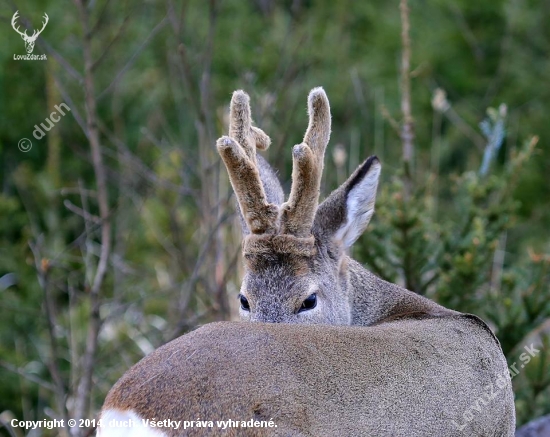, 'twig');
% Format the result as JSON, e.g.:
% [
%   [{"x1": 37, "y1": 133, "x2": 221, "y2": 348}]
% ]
[
  {"x1": 176, "y1": 210, "x2": 233, "y2": 323},
  {"x1": 350, "y1": 68, "x2": 369, "y2": 122},
  {"x1": 98, "y1": 122, "x2": 196, "y2": 196},
  {"x1": 28, "y1": 241, "x2": 70, "y2": 437},
  {"x1": 60, "y1": 187, "x2": 97, "y2": 197},
  {"x1": 380, "y1": 104, "x2": 401, "y2": 136},
  {"x1": 399, "y1": 0, "x2": 414, "y2": 196},
  {"x1": 40, "y1": 39, "x2": 83, "y2": 82},
  {"x1": 215, "y1": 246, "x2": 242, "y2": 316},
  {"x1": 50, "y1": 73, "x2": 88, "y2": 138},
  {"x1": 0, "y1": 360, "x2": 56, "y2": 392},
  {"x1": 175, "y1": 43, "x2": 203, "y2": 123},
  {"x1": 170, "y1": 0, "x2": 230, "y2": 321},
  {"x1": 374, "y1": 87, "x2": 385, "y2": 160},
  {"x1": 97, "y1": 16, "x2": 168, "y2": 100},
  {"x1": 449, "y1": 4, "x2": 484, "y2": 62},
  {"x1": 89, "y1": 0, "x2": 112, "y2": 35},
  {"x1": 490, "y1": 232, "x2": 507, "y2": 296},
  {"x1": 64, "y1": 200, "x2": 101, "y2": 223},
  {"x1": 91, "y1": 12, "x2": 132, "y2": 71},
  {"x1": 0, "y1": 410, "x2": 24, "y2": 437},
  {"x1": 445, "y1": 106, "x2": 486, "y2": 151},
  {"x1": 72, "y1": 0, "x2": 112, "y2": 432}
]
